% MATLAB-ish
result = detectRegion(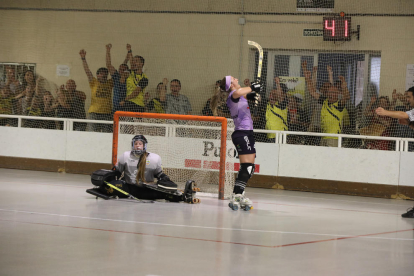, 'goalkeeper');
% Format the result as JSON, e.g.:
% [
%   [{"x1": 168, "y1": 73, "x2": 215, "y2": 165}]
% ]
[{"x1": 86, "y1": 135, "x2": 197, "y2": 203}]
